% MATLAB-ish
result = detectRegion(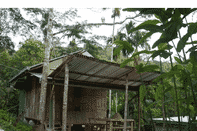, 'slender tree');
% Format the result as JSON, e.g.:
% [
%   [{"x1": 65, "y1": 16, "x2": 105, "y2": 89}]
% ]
[{"x1": 39, "y1": 8, "x2": 53, "y2": 128}]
